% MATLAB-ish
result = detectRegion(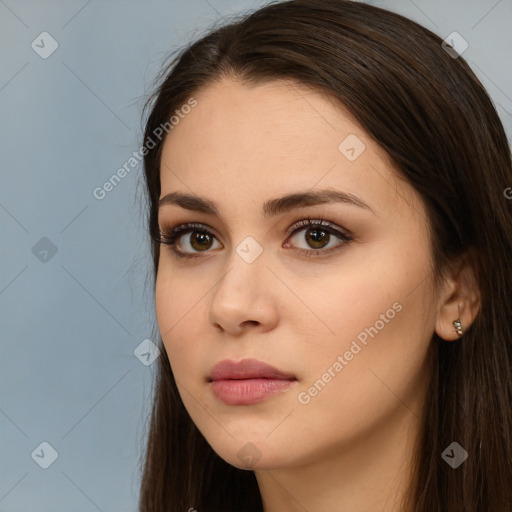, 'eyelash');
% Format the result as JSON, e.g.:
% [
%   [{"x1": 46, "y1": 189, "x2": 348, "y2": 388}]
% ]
[{"x1": 154, "y1": 217, "x2": 354, "y2": 259}]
